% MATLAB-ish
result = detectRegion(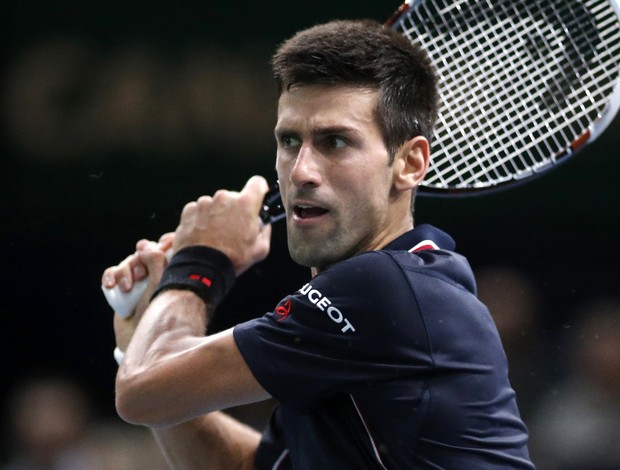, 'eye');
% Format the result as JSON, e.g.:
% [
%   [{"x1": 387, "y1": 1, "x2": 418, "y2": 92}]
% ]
[
  {"x1": 281, "y1": 135, "x2": 301, "y2": 149},
  {"x1": 327, "y1": 136, "x2": 348, "y2": 149}
]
